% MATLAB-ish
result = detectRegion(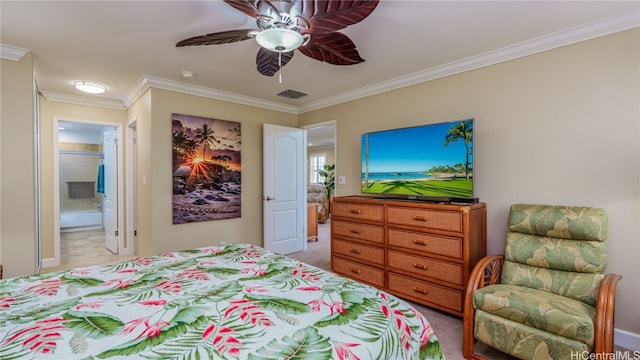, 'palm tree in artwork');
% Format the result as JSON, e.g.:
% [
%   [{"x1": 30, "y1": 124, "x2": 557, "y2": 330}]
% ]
[
  {"x1": 172, "y1": 130, "x2": 198, "y2": 163},
  {"x1": 444, "y1": 120, "x2": 473, "y2": 180},
  {"x1": 194, "y1": 123, "x2": 217, "y2": 162}
]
